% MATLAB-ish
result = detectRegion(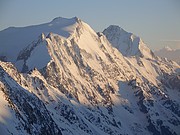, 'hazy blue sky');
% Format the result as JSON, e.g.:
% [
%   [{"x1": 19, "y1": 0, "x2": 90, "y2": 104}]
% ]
[{"x1": 0, "y1": 0, "x2": 180, "y2": 50}]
